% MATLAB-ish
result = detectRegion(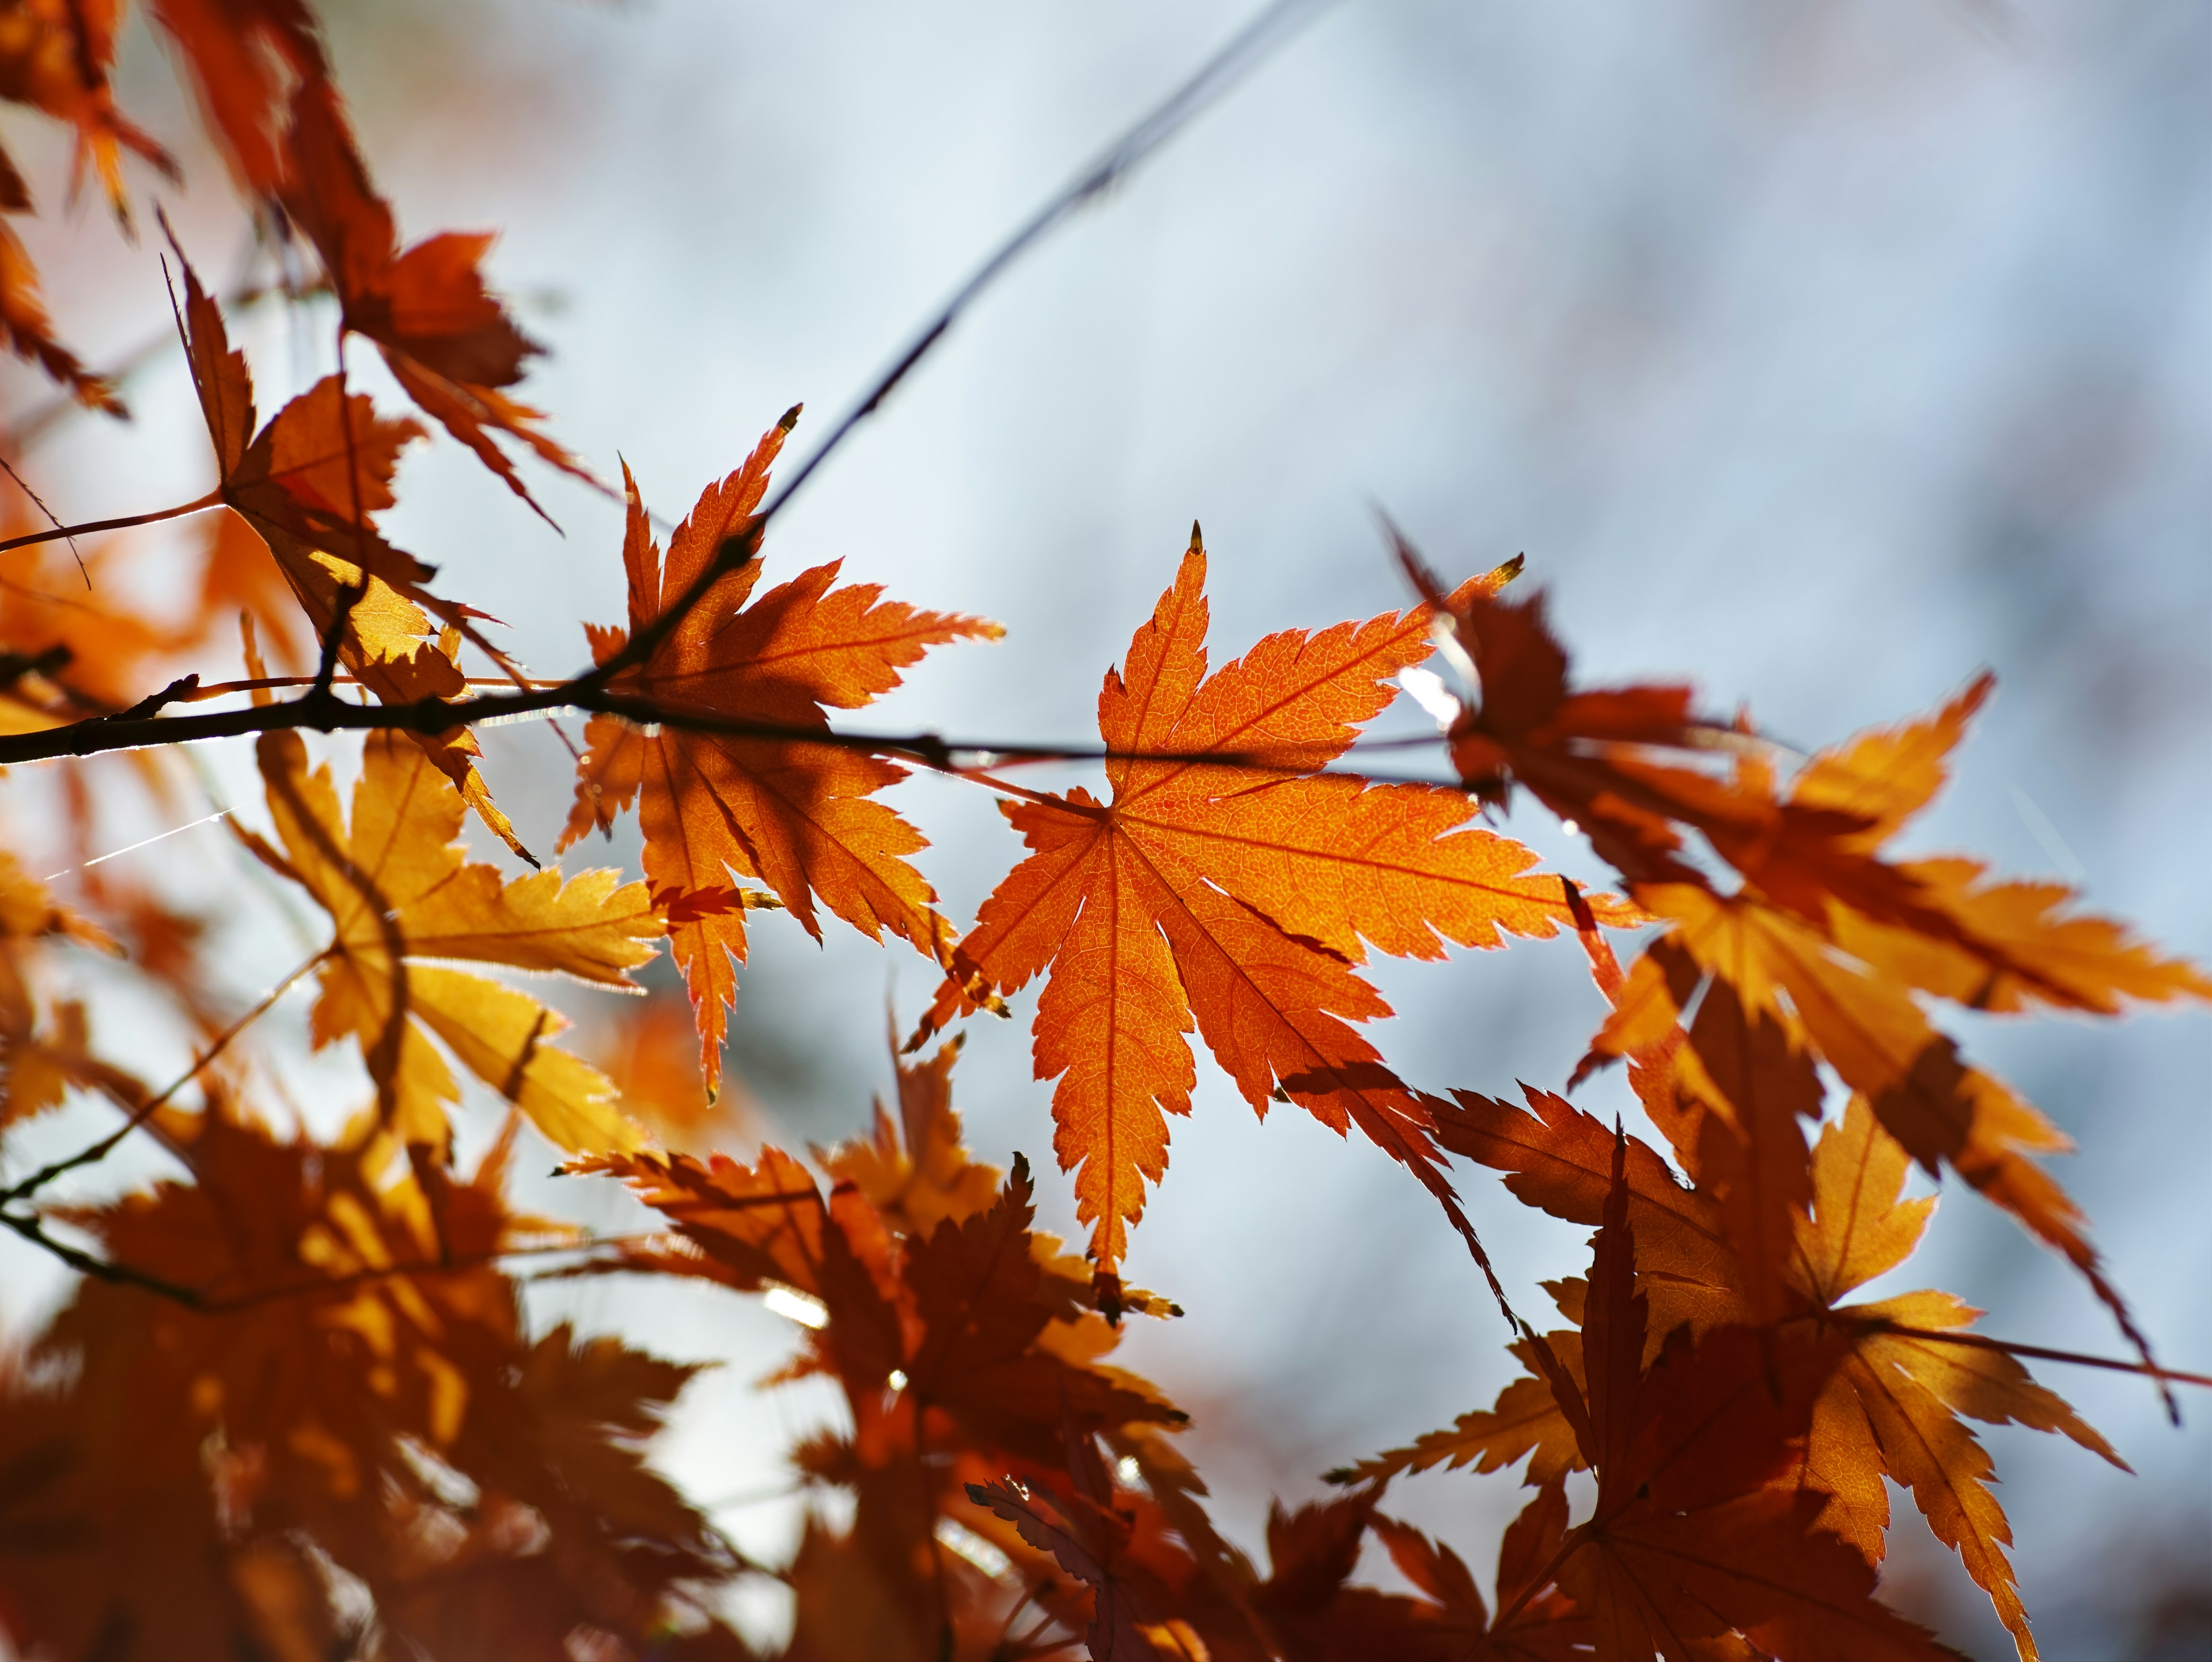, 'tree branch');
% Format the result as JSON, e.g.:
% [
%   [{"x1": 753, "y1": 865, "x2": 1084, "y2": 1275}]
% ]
[{"x1": 0, "y1": 676, "x2": 1468, "y2": 789}]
